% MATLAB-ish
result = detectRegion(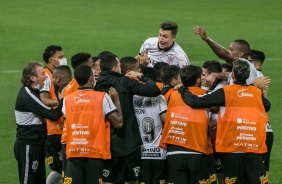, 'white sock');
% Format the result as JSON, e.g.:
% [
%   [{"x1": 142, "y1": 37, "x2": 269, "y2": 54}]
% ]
[{"x1": 46, "y1": 171, "x2": 62, "y2": 184}]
